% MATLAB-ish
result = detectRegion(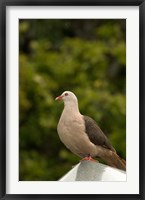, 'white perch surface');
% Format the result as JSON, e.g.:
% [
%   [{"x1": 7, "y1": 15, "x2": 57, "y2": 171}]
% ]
[{"x1": 59, "y1": 160, "x2": 126, "y2": 181}]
